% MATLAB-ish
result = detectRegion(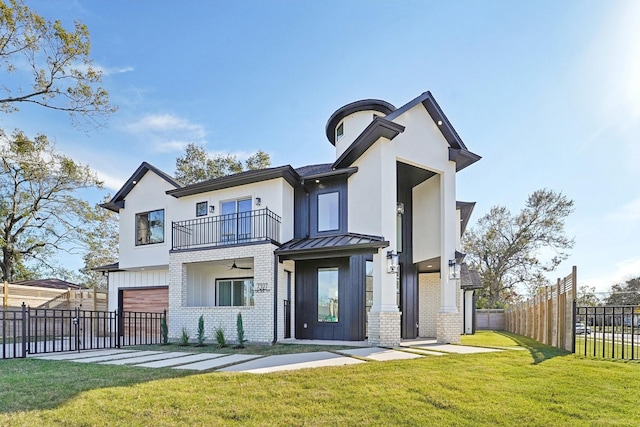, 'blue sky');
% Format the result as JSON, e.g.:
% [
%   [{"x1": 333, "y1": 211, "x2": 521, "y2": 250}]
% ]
[{"x1": 3, "y1": 1, "x2": 639, "y2": 294}]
